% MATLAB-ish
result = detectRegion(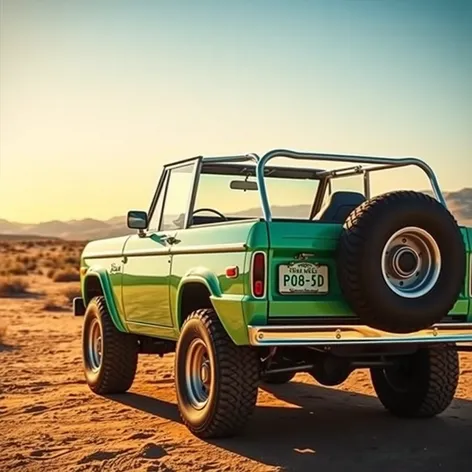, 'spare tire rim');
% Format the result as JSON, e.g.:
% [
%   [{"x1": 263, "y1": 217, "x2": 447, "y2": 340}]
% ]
[
  {"x1": 185, "y1": 339, "x2": 212, "y2": 410},
  {"x1": 381, "y1": 226, "x2": 441, "y2": 298},
  {"x1": 87, "y1": 317, "x2": 103, "y2": 372}
]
